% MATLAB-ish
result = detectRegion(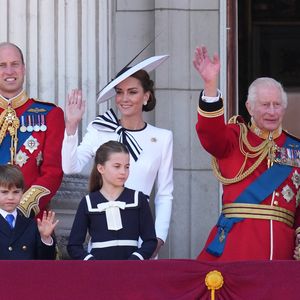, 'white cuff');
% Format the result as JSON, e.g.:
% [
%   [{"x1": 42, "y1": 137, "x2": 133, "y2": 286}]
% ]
[
  {"x1": 84, "y1": 254, "x2": 94, "y2": 260},
  {"x1": 202, "y1": 89, "x2": 222, "y2": 103},
  {"x1": 132, "y1": 252, "x2": 144, "y2": 260},
  {"x1": 41, "y1": 236, "x2": 53, "y2": 246}
]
